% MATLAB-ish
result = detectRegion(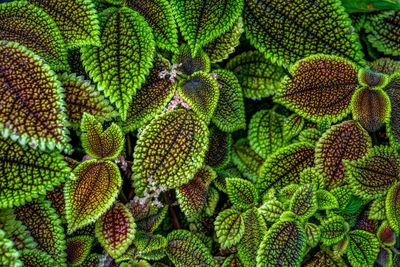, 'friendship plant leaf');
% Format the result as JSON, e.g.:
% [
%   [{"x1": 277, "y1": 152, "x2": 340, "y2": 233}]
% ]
[
  {"x1": 257, "y1": 220, "x2": 306, "y2": 267},
  {"x1": 243, "y1": 0, "x2": 364, "y2": 66},
  {"x1": 81, "y1": 113, "x2": 124, "y2": 160},
  {"x1": 126, "y1": 0, "x2": 178, "y2": 52},
  {"x1": 258, "y1": 199, "x2": 285, "y2": 223},
  {"x1": 315, "y1": 121, "x2": 372, "y2": 189},
  {"x1": 204, "y1": 185, "x2": 219, "y2": 216},
  {"x1": 257, "y1": 142, "x2": 315, "y2": 197},
  {"x1": 0, "y1": 2, "x2": 68, "y2": 71},
  {"x1": 132, "y1": 109, "x2": 209, "y2": 193},
  {"x1": 122, "y1": 55, "x2": 175, "y2": 133},
  {"x1": 298, "y1": 128, "x2": 321, "y2": 145},
  {"x1": 342, "y1": 0, "x2": 400, "y2": 12},
  {"x1": 226, "y1": 178, "x2": 258, "y2": 209},
  {"x1": 370, "y1": 58, "x2": 400, "y2": 76},
  {"x1": 211, "y1": 69, "x2": 246, "y2": 133},
  {"x1": 377, "y1": 221, "x2": 396, "y2": 246},
  {"x1": 369, "y1": 197, "x2": 386, "y2": 220},
  {"x1": 215, "y1": 209, "x2": 245, "y2": 249},
  {"x1": 347, "y1": 230, "x2": 379, "y2": 267},
  {"x1": 204, "y1": 127, "x2": 232, "y2": 169},
  {"x1": 171, "y1": 0, "x2": 244, "y2": 57},
  {"x1": 177, "y1": 71, "x2": 220, "y2": 123},
  {"x1": 58, "y1": 73, "x2": 117, "y2": 130},
  {"x1": 95, "y1": 202, "x2": 136, "y2": 259},
  {"x1": 304, "y1": 251, "x2": 343, "y2": 267},
  {"x1": 299, "y1": 168, "x2": 325, "y2": 190},
  {"x1": 45, "y1": 184, "x2": 66, "y2": 222},
  {"x1": 26, "y1": 0, "x2": 100, "y2": 47},
  {"x1": 275, "y1": 54, "x2": 359, "y2": 123},
  {"x1": 383, "y1": 73, "x2": 400, "y2": 149},
  {"x1": 232, "y1": 138, "x2": 264, "y2": 182},
  {"x1": 345, "y1": 146, "x2": 400, "y2": 200},
  {"x1": 0, "y1": 136, "x2": 71, "y2": 208},
  {"x1": 305, "y1": 223, "x2": 320, "y2": 248},
  {"x1": 66, "y1": 236, "x2": 93, "y2": 266},
  {"x1": 386, "y1": 181, "x2": 400, "y2": 233},
  {"x1": 289, "y1": 184, "x2": 318, "y2": 219},
  {"x1": 376, "y1": 247, "x2": 393, "y2": 267},
  {"x1": 65, "y1": 160, "x2": 122, "y2": 233},
  {"x1": 20, "y1": 249, "x2": 55, "y2": 267},
  {"x1": 283, "y1": 114, "x2": 305, "y2": 141},
  {"x1": 358, "y1": 69, "x2": 389, "y2": 89},
  {"x1": 320, "y1": 216, "x2": 346, "y2": 246},
  {"x1": 0, "y1": 41, "x2": 70, "y2": 152},
  {"x1": 14, "y1": 198, "x2": 66, "y2": 264},
  {"x1": 316, "y1": 190, "x2": 339, "y2": 210},
  {"x1": 226, "y1": 51, "x2": 285, "y2": 99},
  {"x1": 135, "y1": 205, "x2": 168, "y2": 233},
  {"x1": 222, "y1": 254, "x2": 244, "y2": 267},
  {"x1": 133, "y1": 232, "x2": 167, "y2": 255},
  {"x1": 81, "y1": 7, "x2": 155, "y2": 120},
  {"x1": 248, "y1": 109, "x2": 285, "y2": 159},
  {"x1": 351, "y1": 87, "x2": 391, "y2": 132},
  {"x1": 166, "y1": 230, "x2": 214, "y2": 267},
  {"x1": 0, "y1": 229, "x2": 22, "y2": 267},
  {"x1": 172, "y1": 44, "x2": 210, "y2": 76}
]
